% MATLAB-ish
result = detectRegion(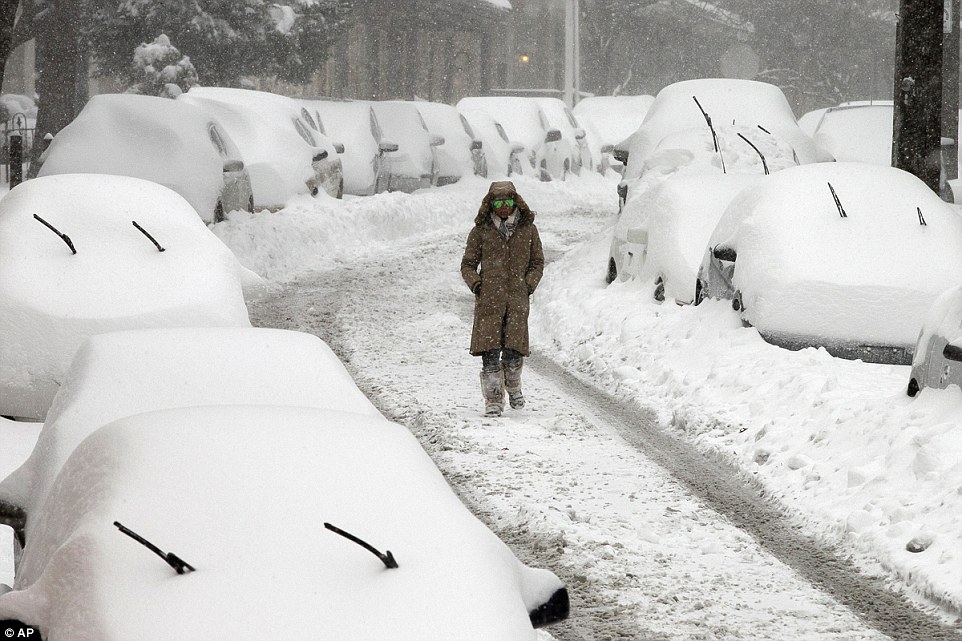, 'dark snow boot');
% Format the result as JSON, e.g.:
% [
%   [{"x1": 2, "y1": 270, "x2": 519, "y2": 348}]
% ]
[
  {"x1": 480, "y1": 369, "x2": 505, "y2": 417},
  {"x1": 503, "y1": 359, "x2": 525, "y2": 409}
]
